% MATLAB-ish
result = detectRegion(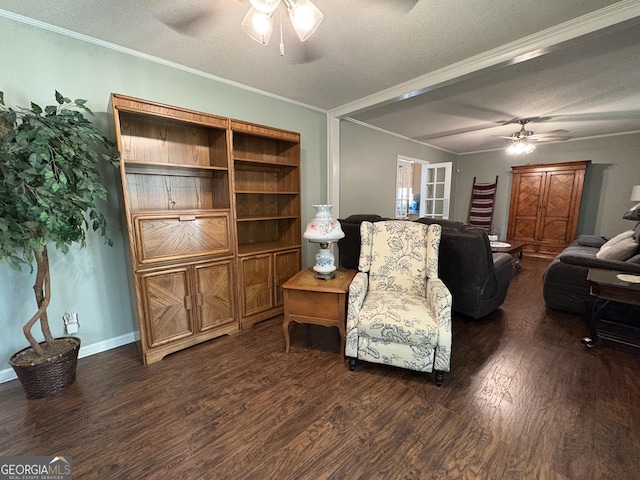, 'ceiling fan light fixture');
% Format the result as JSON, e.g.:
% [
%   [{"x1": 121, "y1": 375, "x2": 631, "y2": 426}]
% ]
[
  {"x1": 249, "y1": 0, "x2": 281, "y2": 14},
  {"x1": 284, "y1": 0, "x2": 323, "y2": 42},
  {"x1": 242, "y1": 7, "x2": 274, "y2": 45},
  {"x1": 506, "y1": 139, "x2": 536, "y2": 156}
]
